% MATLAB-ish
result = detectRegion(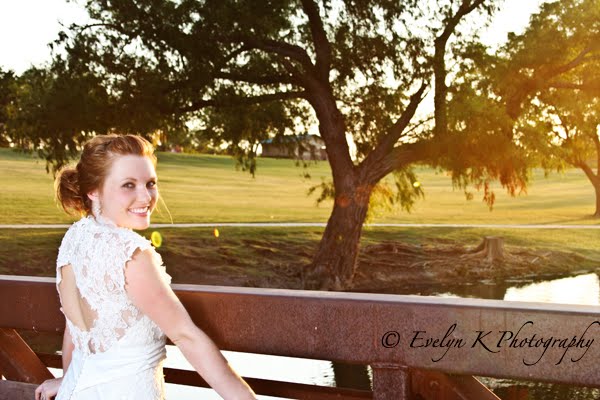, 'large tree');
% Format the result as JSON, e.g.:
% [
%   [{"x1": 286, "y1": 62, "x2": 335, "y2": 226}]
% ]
[
  {"x1": 40, "y1": 0, "x2": 530, "y2": 290},
  {"x1": 459, "y1": 0, "x2": 600, "y2": 216},
  {"x1": 506, "y1": 0, "x2": 600, "y2": 216},
  {"x1": 522, "y1": 80, "x2": 600, "y2": 216}
]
